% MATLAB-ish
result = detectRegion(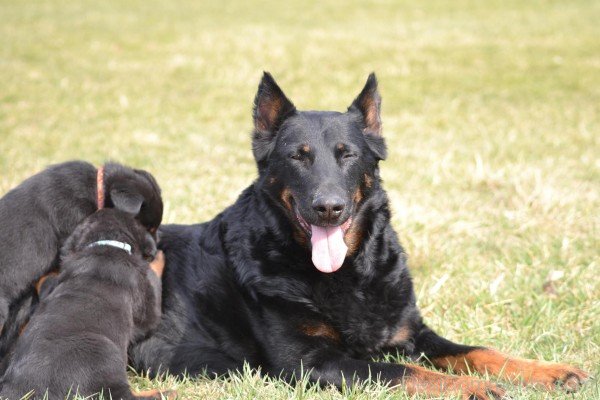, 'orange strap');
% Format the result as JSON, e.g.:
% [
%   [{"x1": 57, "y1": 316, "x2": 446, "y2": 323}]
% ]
[{"x1": 96, "y1": 166, "x2": 105, "y2": 209}]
